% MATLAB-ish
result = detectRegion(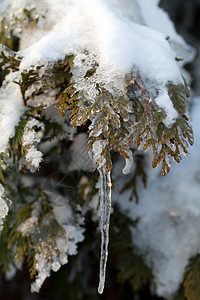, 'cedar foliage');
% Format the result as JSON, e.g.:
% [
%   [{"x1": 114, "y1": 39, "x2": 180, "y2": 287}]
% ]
[
  {"x1": 110, "y1": 205, "x2": 153, "y2": 291},
  {"x1": 0, "y1": 2, "x2": 198, "y2": 299},
  {"x1": 0, "y1": 43, "x2": 193, "y2": 177},
  {"x1": 183, "y1": 255, "x2": 200, "y2": 300}
]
